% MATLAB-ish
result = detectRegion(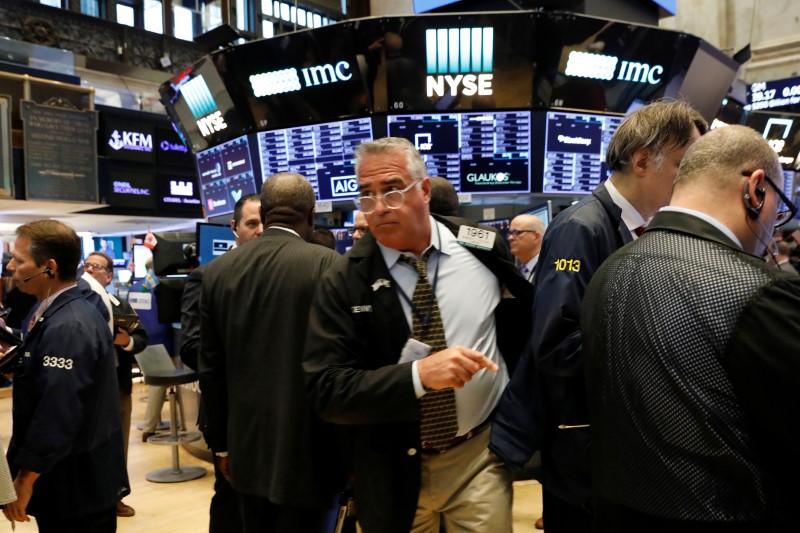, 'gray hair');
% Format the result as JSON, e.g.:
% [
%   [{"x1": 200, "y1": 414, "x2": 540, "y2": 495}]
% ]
[
  {"x1": 607, "y1": 100, "x2": 708, "y2": 173},
  {"x1": 355, "y1": 137, "x2": 427, "y2": 182}
]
